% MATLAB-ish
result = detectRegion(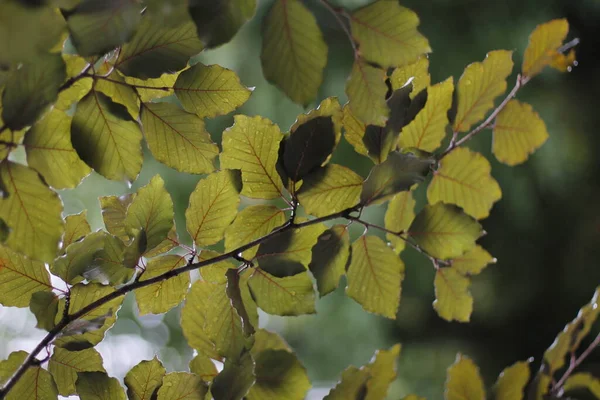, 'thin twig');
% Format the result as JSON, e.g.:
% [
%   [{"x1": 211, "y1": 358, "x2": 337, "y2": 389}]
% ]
[
  {"x1": 91, "y1": 75, "x2": 171, "y2": 91},
  {"x1": 552, "y1": 332, "x2": 600, "y2": 393},
  {"x1": 318, "y1": 0, "x2": 358, "y2": 55}
]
